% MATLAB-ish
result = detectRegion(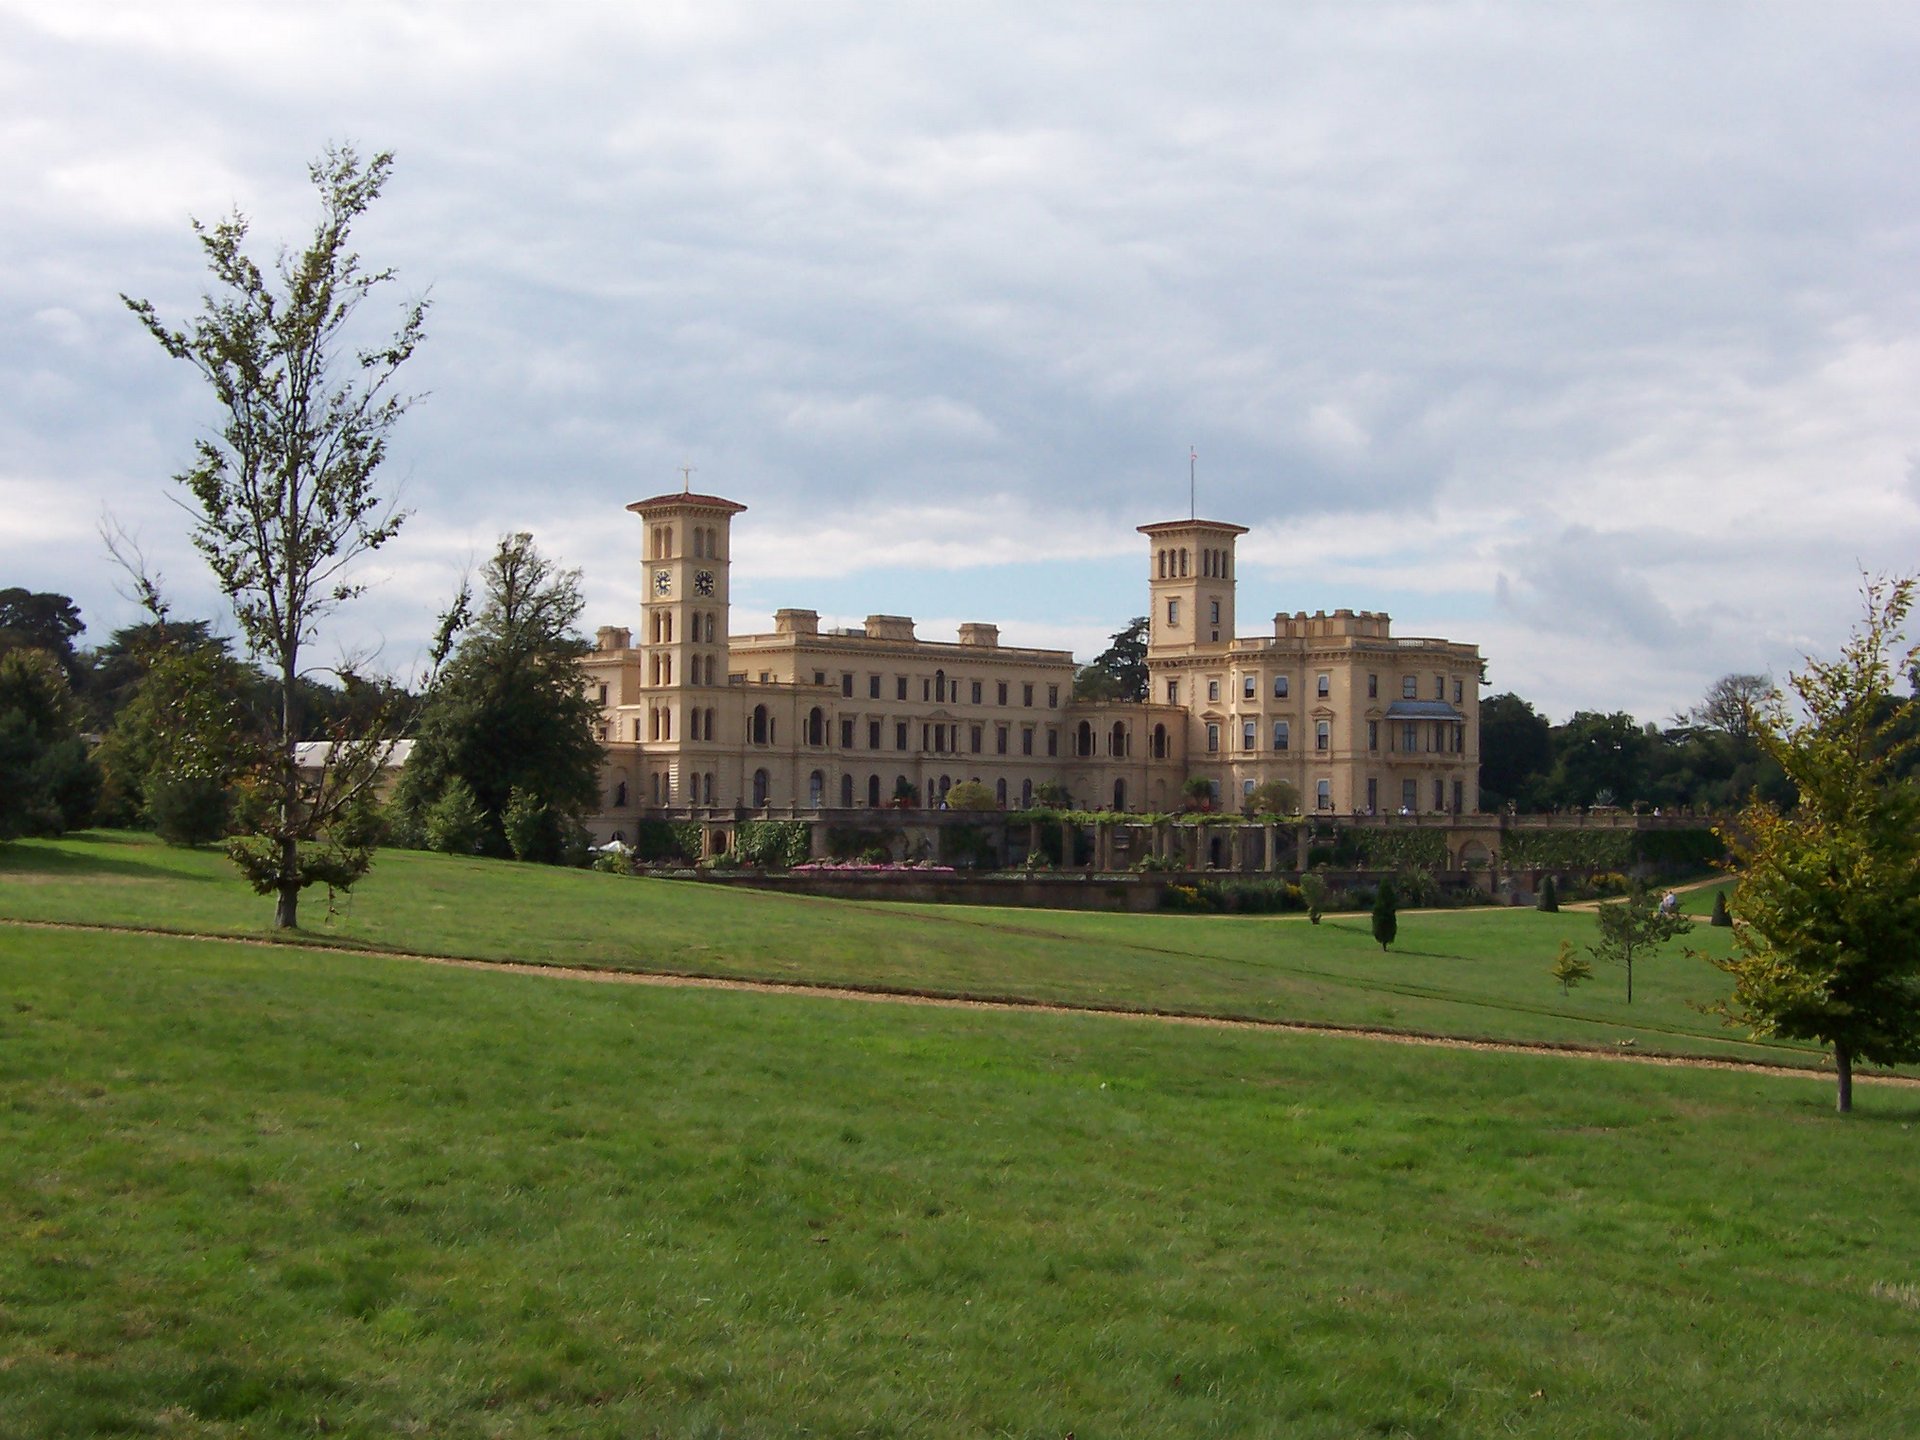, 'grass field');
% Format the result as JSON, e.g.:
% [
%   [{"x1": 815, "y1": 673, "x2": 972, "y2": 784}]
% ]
[
  {"x1": 5, "y1": 920, "x2": 1919, "y2": 1438},
  {"x1": 0, "y1": 833, "x2": 1819, "y2": 1067}
]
